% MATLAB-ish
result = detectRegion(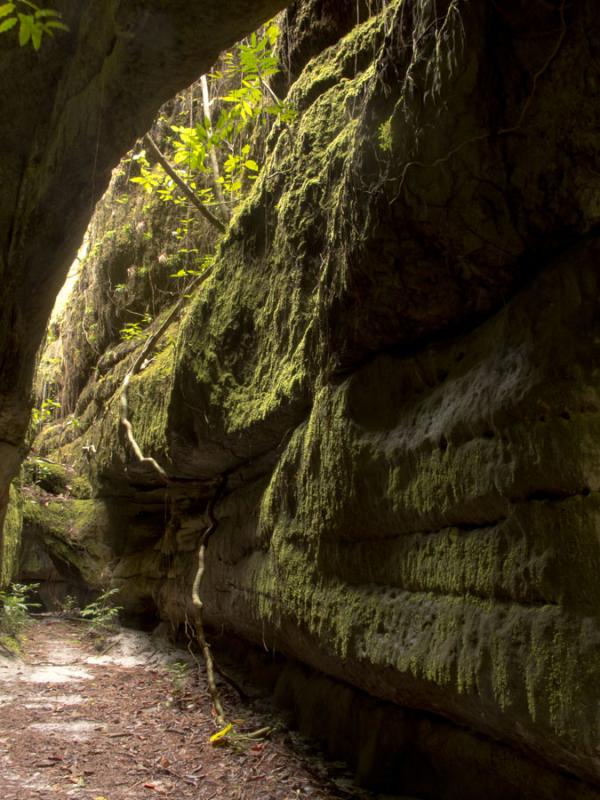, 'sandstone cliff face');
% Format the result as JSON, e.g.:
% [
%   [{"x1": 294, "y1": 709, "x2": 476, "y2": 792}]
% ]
[
  {"x1": 11, "y1": 0, "x2": 600, "y2": 797},
  {"x1": 0, "y1": 0, "x2": 287, "y2": 552}
]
